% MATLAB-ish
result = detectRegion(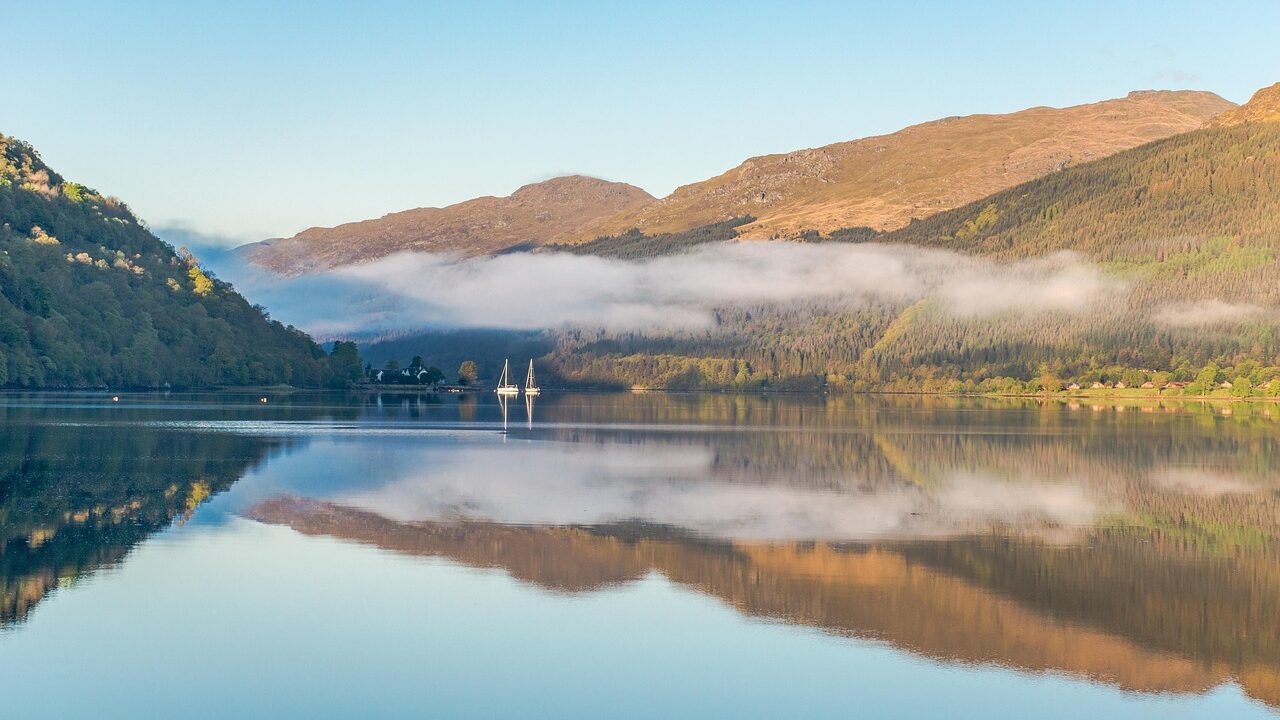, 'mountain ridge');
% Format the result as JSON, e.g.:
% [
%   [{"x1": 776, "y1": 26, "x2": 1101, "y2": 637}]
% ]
[
  {"x1": 243, "y1": 175, "x2": 653, "y2": 275},
  {"x1": 242, "y1": 89, "x2": 1233, "y2": 275},
  {"x1": 578, "y1": 90, "x2": 1233, "y2": 241}
]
